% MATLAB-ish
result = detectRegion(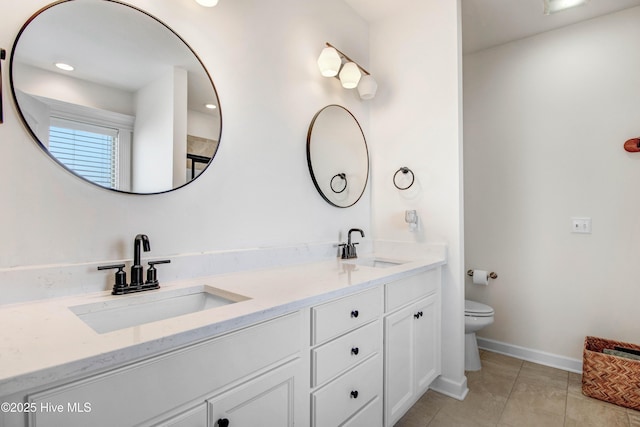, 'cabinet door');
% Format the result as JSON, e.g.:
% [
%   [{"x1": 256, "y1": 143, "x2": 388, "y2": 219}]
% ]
[
  {"x1": 157, "y1": 404, "x2": 207, "y2": 427},
  {"x1": 384, "y1": 303, "x2": 416, "y2": 427},
  {"x1": 384, "y1": 294, "x2": 440, "y2": 427},
  {"x1": 208, "y1": 361, "x2": 303, "y2": 427},
  {"x1": 414, "y1": 293, "x2": 440, "y2": 394}
]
